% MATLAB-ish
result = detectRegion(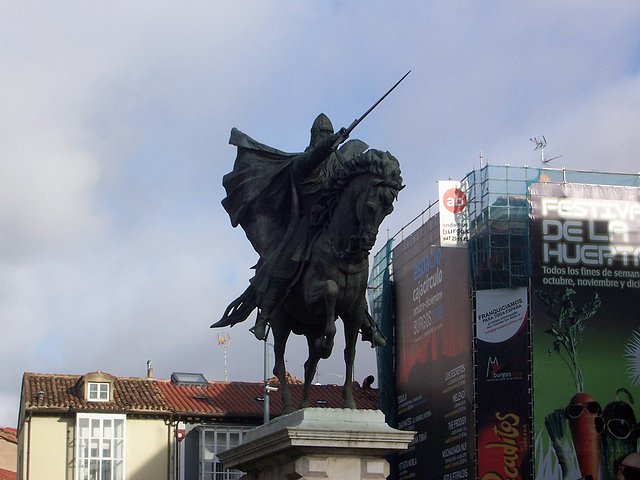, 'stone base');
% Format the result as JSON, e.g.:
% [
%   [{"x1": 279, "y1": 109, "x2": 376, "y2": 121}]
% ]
[{"x1": 218, "y1": 408, "x2": 415, "y2": 480}]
